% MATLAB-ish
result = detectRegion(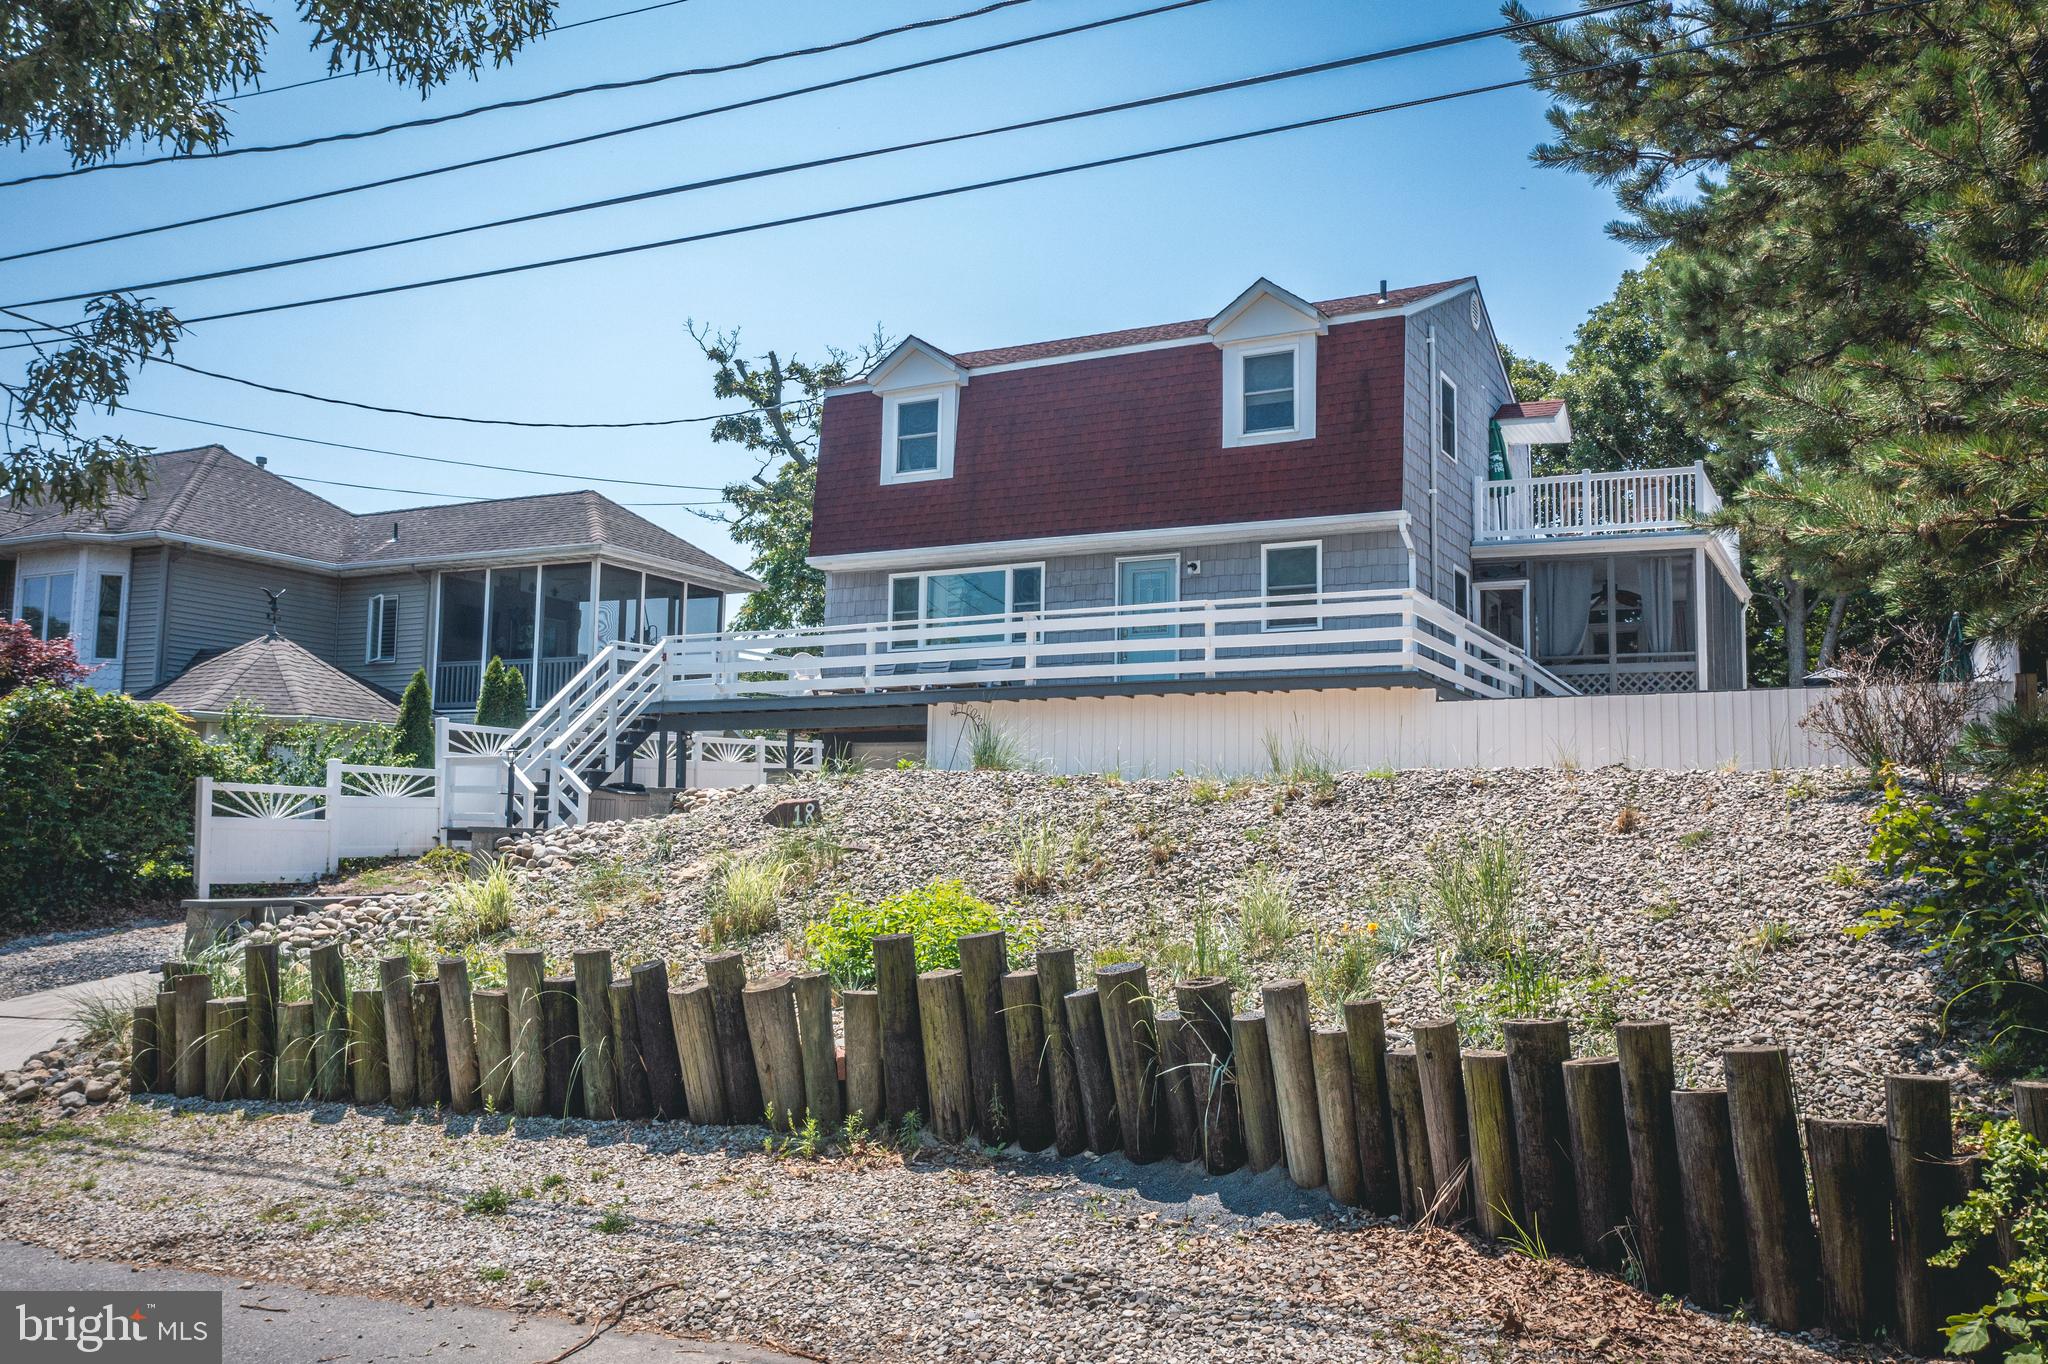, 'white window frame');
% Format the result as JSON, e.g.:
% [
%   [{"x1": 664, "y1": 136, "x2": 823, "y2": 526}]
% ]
[
  {"x1": 886, "y1": 562, "x2": 1045, "y2": 649},
  {"x1": 880, "y1": 385, "x2": 959, "y2": 485},
  {"x1": 90, "y1": 572, "x2": 125, "y2": 662},
  {"x1": 1439, "y1": 373, "x2": 1460, "y2": 463},
  {"x1": 1260, "y1": 539, "x2": 1323, "y2": 632},
  {"x1": 1222, "y1": 336, "x2": 1317, "y2": 448},
  {"x1": 1451, "y1": 566, "x2": 1472, "y2": 620},
  {"x1": 18, "y1": 571, "x2": 75, "y2": 642},
  {"x1": 365, "y1": 592, "x2": 398, "y2": 663}
]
